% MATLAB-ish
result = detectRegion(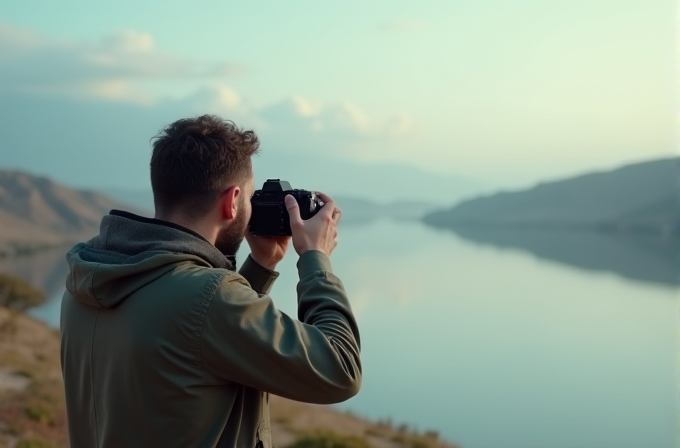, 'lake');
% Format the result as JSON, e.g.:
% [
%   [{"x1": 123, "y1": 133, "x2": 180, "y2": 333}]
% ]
[{"x1": 1, "y1": 219, "x2": 677, "y2": 448}]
